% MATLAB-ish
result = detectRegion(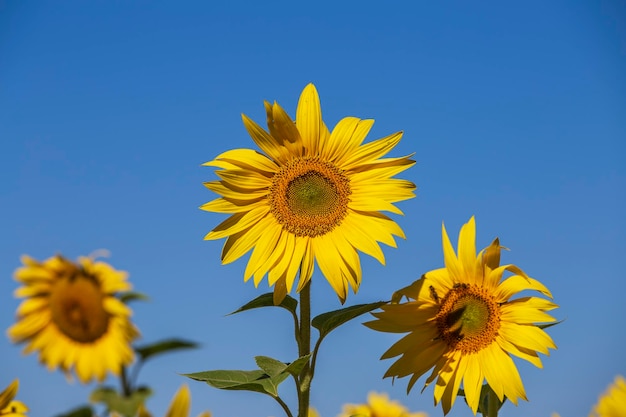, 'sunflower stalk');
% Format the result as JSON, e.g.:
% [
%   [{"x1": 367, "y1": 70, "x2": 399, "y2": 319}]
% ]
[
  {"x1": 120, "y1": 365, "x2": 132, "y2": 398},
  {"x1": 297, "y1": 282, "x2": 312, "y2": 417},
  {"x1": 487, "y1": 389, "x2": 498, "y2": 417}
]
